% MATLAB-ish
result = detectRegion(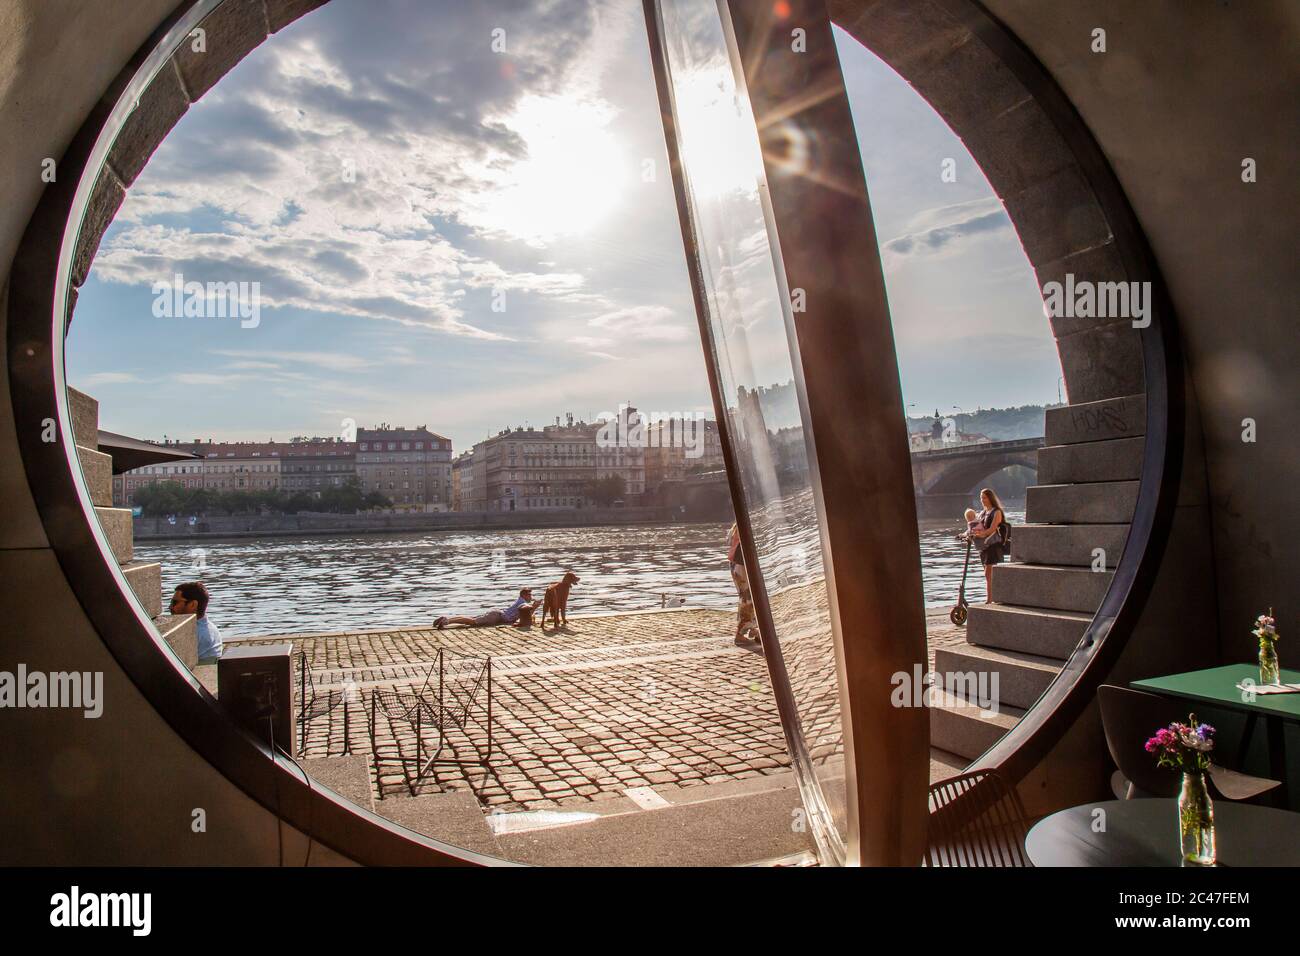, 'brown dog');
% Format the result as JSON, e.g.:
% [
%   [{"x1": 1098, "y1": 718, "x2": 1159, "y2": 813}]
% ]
[{"x1": 540, "y1": 571, "x2": 580, "y2": 630}]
